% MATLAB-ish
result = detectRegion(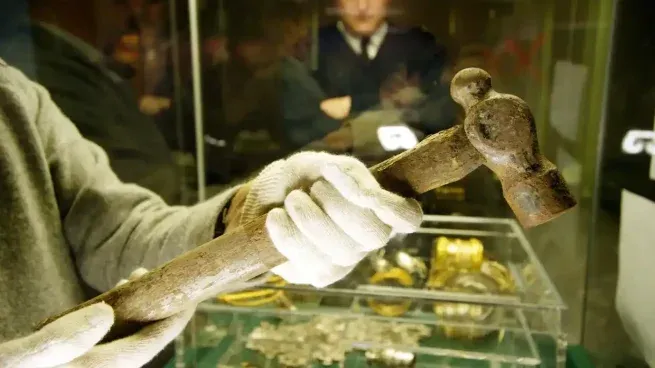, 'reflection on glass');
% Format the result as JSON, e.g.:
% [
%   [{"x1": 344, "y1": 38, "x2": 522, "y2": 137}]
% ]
[
  {"x1": 0, "y1": 0, "x2": 182, "y2": 204},
  {"x1": 0, "y1": 0, "x2": 649, "y2": 366},
  {"x1": 194, "y1": 0, "x2": 459, "y2": 189},
  {"x1": 289, "y1": 0, "x2": 456, "y2": 158}
]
